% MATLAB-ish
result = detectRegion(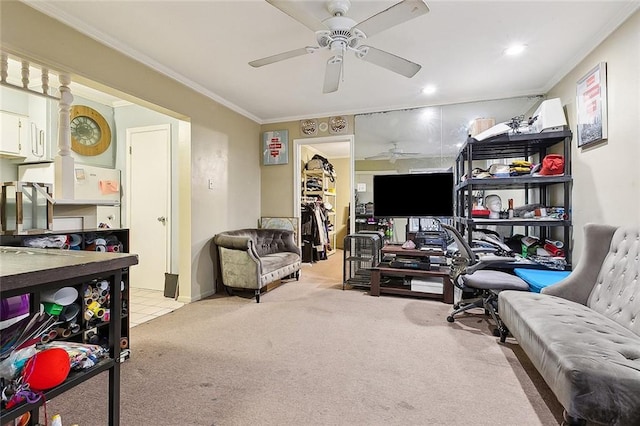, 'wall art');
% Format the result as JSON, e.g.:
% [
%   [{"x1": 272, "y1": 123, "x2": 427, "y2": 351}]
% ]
[
  {"x1": 263, "y1": 130, "x2": 289, "y2": 165},
  {"x1": 576, "y1": 62, "x2": 607, "y2": 147}
]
